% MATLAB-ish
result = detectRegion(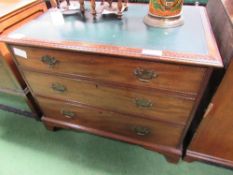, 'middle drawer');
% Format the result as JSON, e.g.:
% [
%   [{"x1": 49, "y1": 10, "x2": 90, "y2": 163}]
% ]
[{"x1": 23, "y1": 71, "x2": 194, "y2": 125}]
